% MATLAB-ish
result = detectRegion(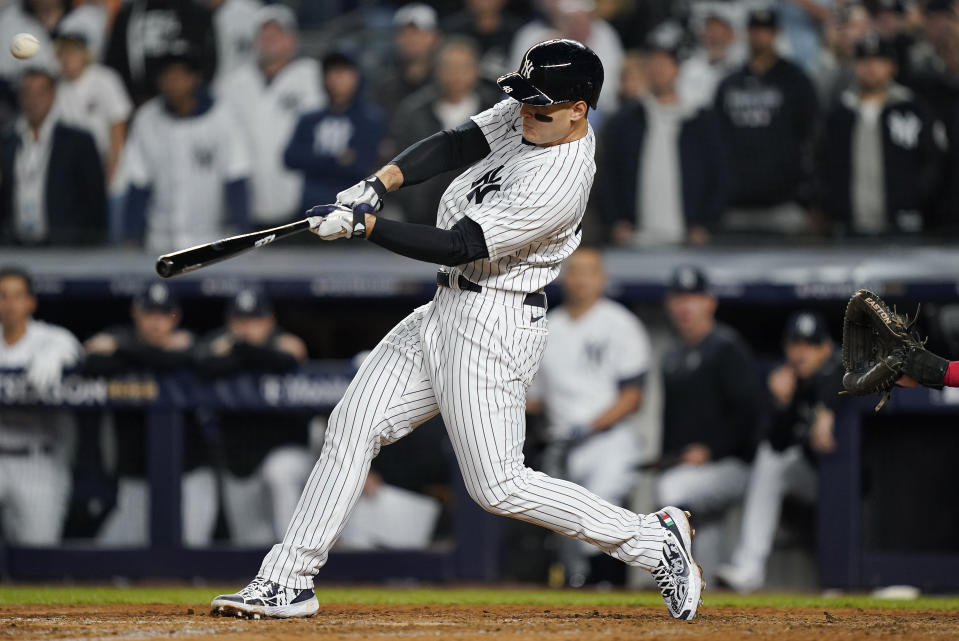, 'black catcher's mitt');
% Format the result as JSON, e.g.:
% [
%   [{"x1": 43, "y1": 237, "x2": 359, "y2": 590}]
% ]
[{"x1": 842, "y1": 289, "x2": 949, "y2": 410}]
